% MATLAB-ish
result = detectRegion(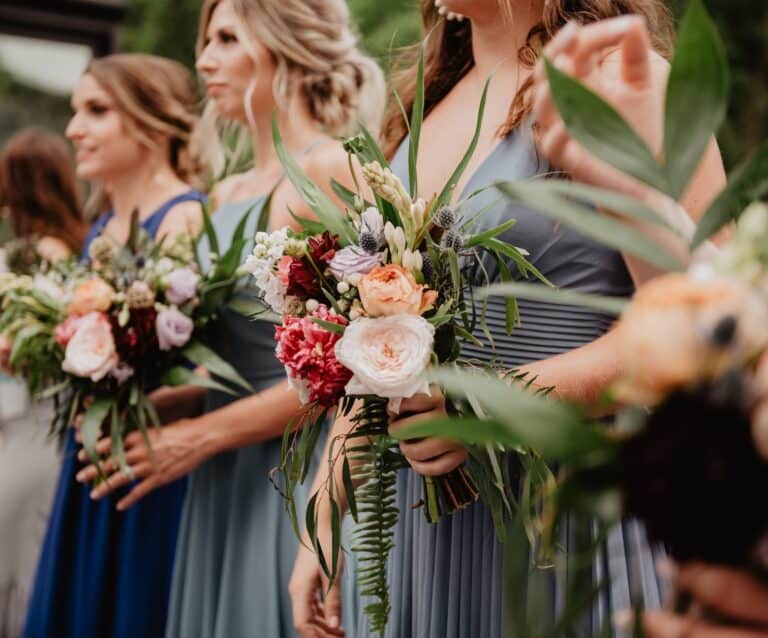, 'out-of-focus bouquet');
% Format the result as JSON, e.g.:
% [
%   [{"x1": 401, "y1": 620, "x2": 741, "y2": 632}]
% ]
[
  {"x1": 395, "y1": 1, "x2": 768, "y2": 634},
  {"x1": 0, "y1": 211, "x2": 252, "y2": 470},
  {"x1": 243, "y1": 58, "x2": 546, "y2": 630}
]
